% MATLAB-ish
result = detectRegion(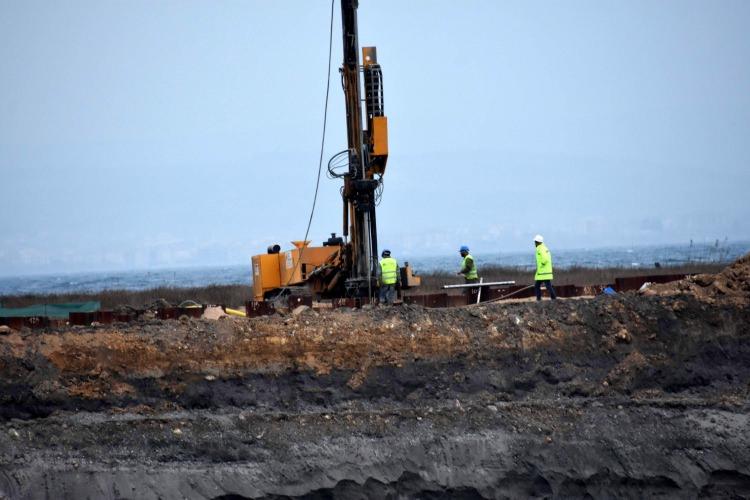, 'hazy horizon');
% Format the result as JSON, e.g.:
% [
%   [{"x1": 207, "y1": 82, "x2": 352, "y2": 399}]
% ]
[
  {"x1": 2, "y1": 1, "x2": 749, "y2": 276},
  {"x1": 1, "y1": 238, "x2": 746, "y2": 280}
]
